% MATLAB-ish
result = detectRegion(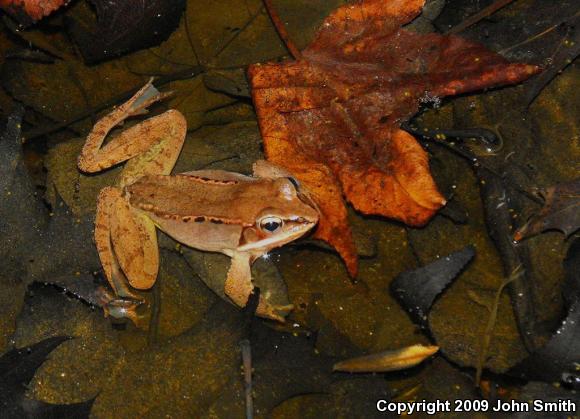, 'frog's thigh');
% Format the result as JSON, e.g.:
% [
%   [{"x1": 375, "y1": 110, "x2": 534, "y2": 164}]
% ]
[
  {"x1": 109, "y1": 196, "x2": 159, "y2": 290},
  {"x1": 117, "y1": 109, "x2": 187, "y2": 186}
]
